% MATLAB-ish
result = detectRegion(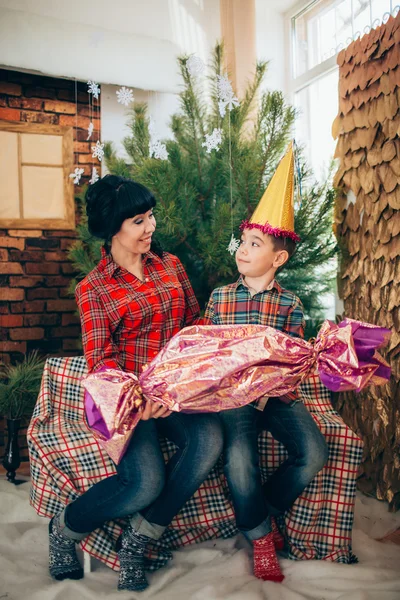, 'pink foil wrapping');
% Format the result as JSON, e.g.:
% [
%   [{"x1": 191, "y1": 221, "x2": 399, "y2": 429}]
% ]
[
  {"x1": 83, "y1": 370, "x2": 143, "y2": 465},
  {"x1": 82, "y1": 318, "x2": 391, "y2": 463}
]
